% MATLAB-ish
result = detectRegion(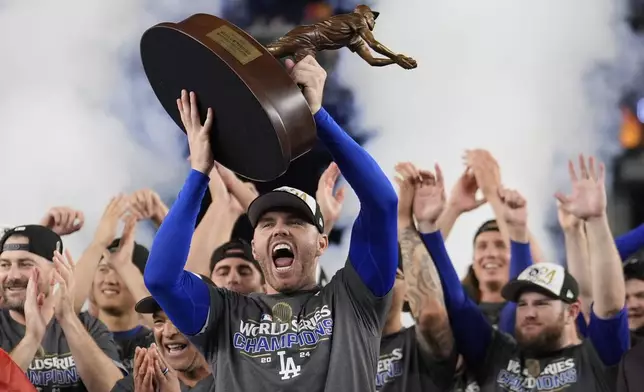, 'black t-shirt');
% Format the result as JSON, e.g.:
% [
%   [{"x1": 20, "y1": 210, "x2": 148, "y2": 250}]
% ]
[
  {"x1": 377, "y1": 326, "x2": 456, "y2": 391},
  {"x1": 451, "y1": 302, "x2": 507, "y2": 392},
  {"x1": 112, "y1": 326, "x2": 154, "y2": 374},
  {"x1": 617, "y1": 336, "x2": 644, "y2": 391},
  {"x1": 189, "y1": 259, "x2": 391, "y2": 392},
  {"x1": 0, "y1": 309, "x2": 124, "y2": 392},
  {"x1": 110, "y1": 373, "x2": 215, "y2": 391},
  {"x1": 474, "y1": 329, "x2": 616, "y2": 391},
  {"x1": 478, "y1": 302, "x2": 506, "y2": 328}
]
